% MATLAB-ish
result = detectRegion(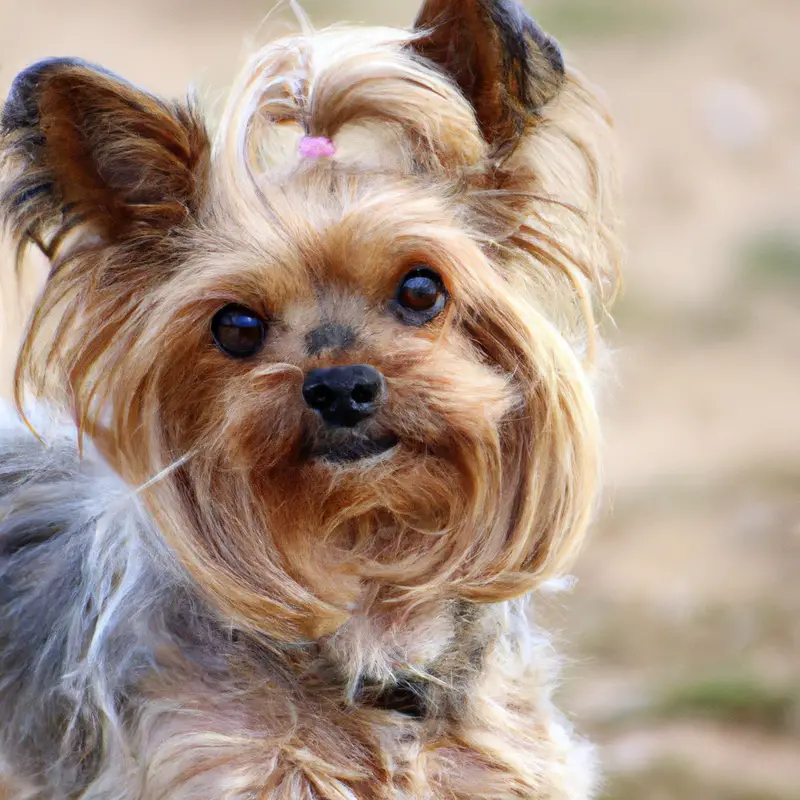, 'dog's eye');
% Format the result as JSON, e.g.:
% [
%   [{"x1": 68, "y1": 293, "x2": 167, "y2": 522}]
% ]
[
  {"x1": 211, "y1": 305, "x2": 267, "y2": 358},
  {"x1": 393, "y1": 268, "x2": 447, "y2": 325}
]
